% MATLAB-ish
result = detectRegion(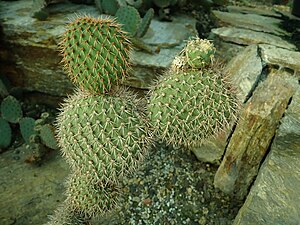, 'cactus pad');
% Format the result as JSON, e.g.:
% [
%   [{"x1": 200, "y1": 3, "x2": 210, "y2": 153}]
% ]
[
  {"x1": 19, "y1": 117, "x2": 36, "y2": 144},
  {"x1": 39, "y1": 124, "x2": 58, "y2": 150},
  {"x1": 183, "y1": 38, "x2": 216, "y2": 69},
  {"x1": 116, "y1": 6, "x2": 141, "y2": 36},
  {"x1": 56, "y1": 88, "x2": 151, "y2": 184},
  {"x1": 1, "y1": 95, "x2": 23, "y2": 123},
  {"x1": 65, "y1": 172, "x2": 120, "y2": 217},
  {"x1": 60, "y1": 16, "x2": 131, "y2": 94},
  {"x1": 147, "y1": 67, "x2": 238, "y2": 149},
  {"x1": 136, "y1": 8, "x2": 154, "y2": 38},
  {"x1": 0, "y1": 118, "x2": 12, "y2": 149}
]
